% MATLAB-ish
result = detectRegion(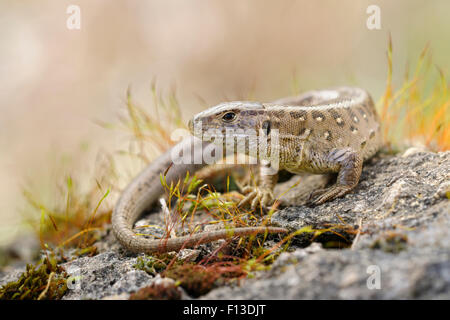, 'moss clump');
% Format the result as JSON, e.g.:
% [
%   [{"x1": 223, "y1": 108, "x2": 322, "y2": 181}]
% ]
[
  {"x1": 133, "y1": 255, "x2": 169, "y2": 275},
  {"x1": 164, "y1": 264, "x2": 222, "y2": 297},
  {"x1": 129, "y1": 282, "x2": 182, "y2": 300},
  {"x1": 0, "y1": 256, "x2": 68, "y2": 300},
  {"x1": 164, "y1": 262, "x2": 245, "y2": 298},
  {"x1": 131, "y1": 235, "x2": 287, "y2": 298},
  {"x1": 22, "y1": 171, "x2": 112, "y2": 258},
  {"x1": 370, "y1": 232, "x2": 408, "y2": 253}
]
